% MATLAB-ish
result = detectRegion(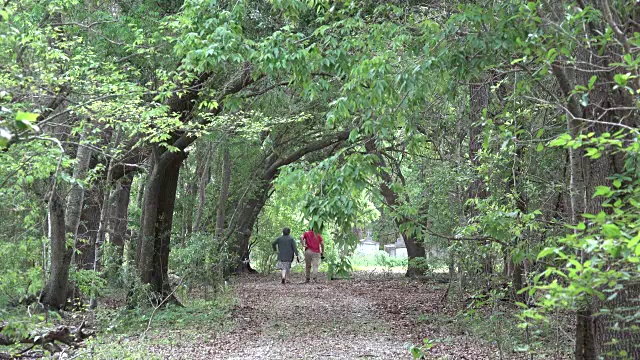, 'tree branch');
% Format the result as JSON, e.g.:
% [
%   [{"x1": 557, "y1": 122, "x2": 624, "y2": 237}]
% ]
[{"x1": 264, "y1": 129, "x2": 351, "y2": 179}]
